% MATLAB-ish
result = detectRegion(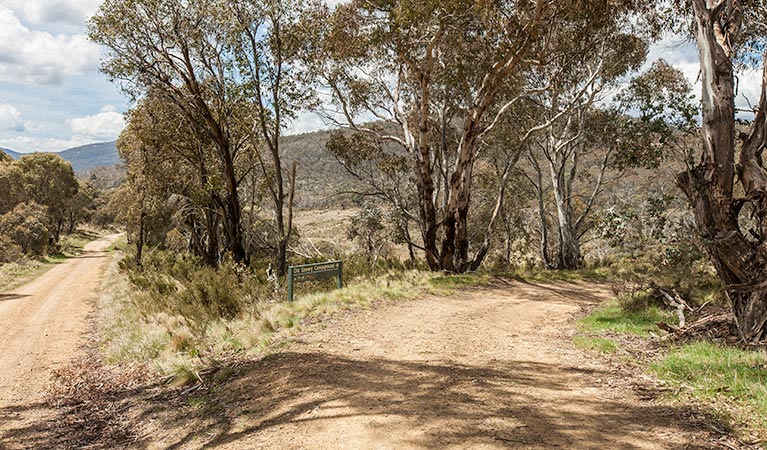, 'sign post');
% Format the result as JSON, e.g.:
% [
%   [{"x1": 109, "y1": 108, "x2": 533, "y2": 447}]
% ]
[{"x1": 287, "y1": 260, "x2": 343, "y2": 302}]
